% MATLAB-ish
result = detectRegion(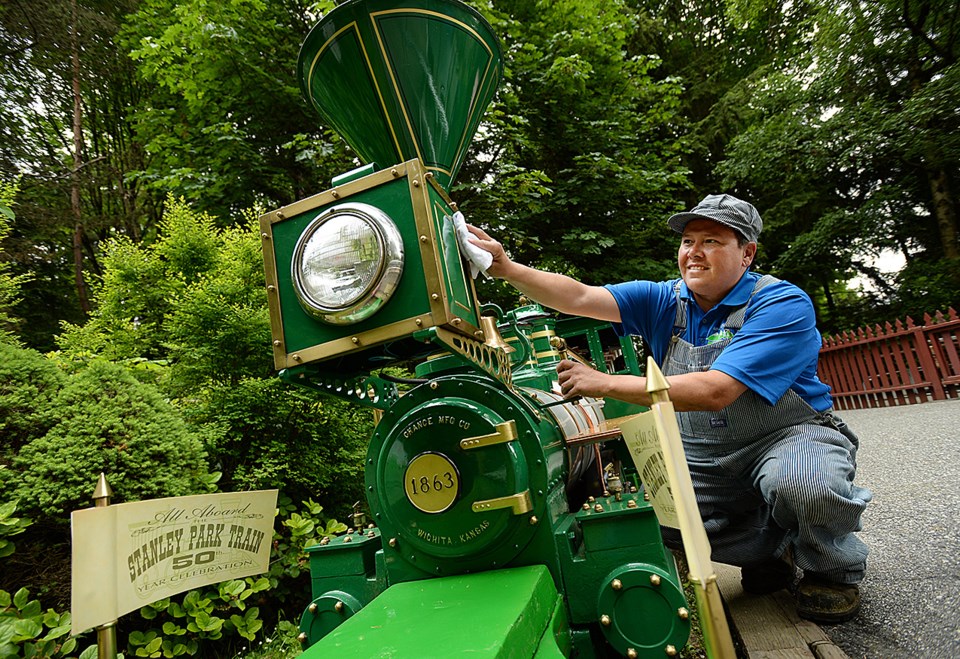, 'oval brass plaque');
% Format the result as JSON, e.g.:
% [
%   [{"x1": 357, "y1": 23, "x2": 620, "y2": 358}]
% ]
[{"x1": 404, "y1": 452, "x2": 460, "y2": 514}]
